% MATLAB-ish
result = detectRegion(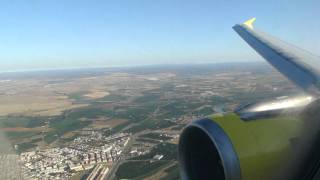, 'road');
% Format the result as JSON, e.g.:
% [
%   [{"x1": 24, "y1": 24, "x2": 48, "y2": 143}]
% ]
[
  {"x1": 105, "y1": 129, "x2": 162, "y2": 180},
  {"x1": 105, "y1": 134, "x2": 136, "y2": 180}
]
